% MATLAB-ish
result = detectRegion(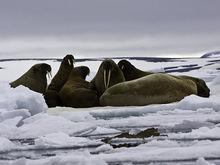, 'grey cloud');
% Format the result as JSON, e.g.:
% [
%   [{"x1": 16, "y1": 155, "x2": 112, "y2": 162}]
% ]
[{"x1": 0, "y1": 0, "x2": 220, "y2": 58}]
